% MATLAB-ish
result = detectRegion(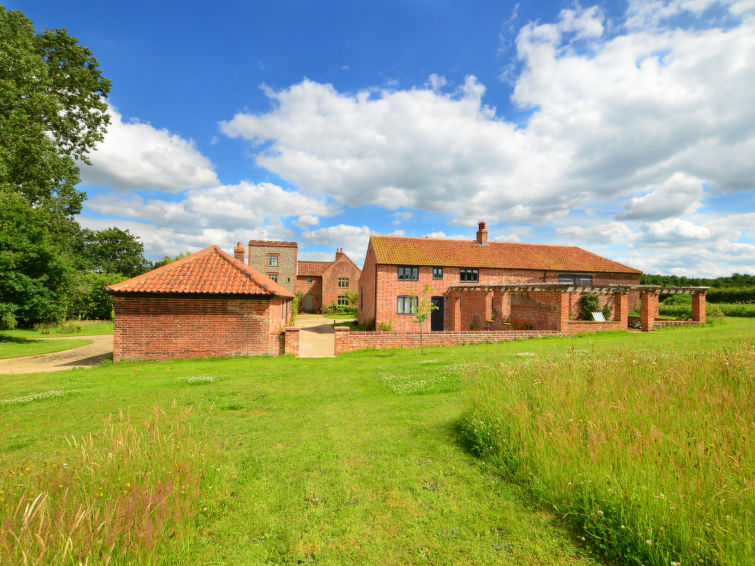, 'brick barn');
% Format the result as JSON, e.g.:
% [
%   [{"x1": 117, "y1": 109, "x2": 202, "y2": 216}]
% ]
[
  {"x1": 296, "y1": 249, "x2": 362, "y2": 313},
  {"x1": 108, "y1": 245, "x2": 294, "y2": 361},
  {"x1": 358, "y1": 222, "x2": 645, "y2": 333}
]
